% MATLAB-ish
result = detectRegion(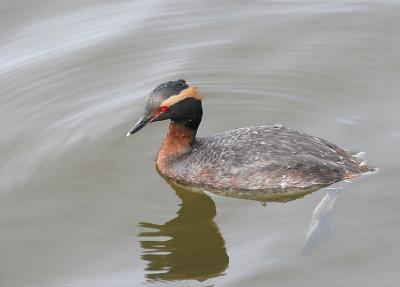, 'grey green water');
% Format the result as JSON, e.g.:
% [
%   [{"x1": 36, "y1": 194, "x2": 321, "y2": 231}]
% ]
[{"x1": 1, "y1": 1, "x2": 400, "y2": 286}]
